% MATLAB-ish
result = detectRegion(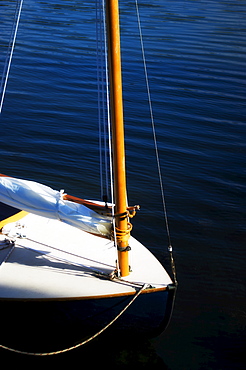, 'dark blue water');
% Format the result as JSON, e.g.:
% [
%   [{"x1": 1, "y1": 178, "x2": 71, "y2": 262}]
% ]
[{"x1": 0, "y1": 0, "x2": 245, "y2": 368}]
